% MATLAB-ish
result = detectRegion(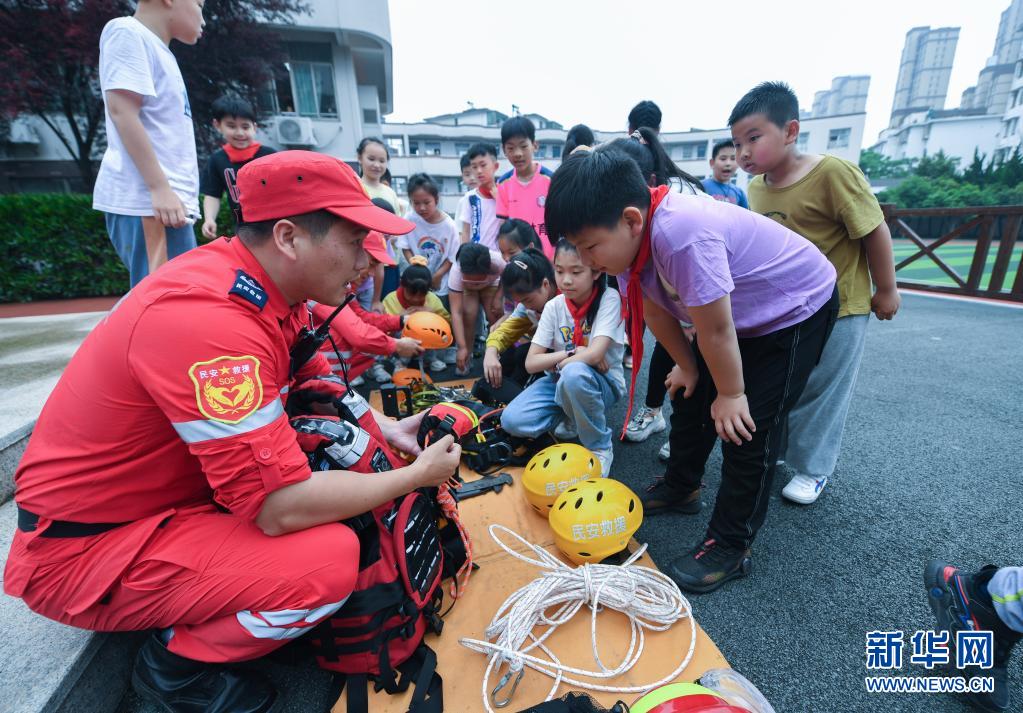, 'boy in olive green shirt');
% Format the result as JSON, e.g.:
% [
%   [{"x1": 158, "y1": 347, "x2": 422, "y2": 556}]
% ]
[{"x1": 729, "y1": 81, "x2": 900, "y2": 506}]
